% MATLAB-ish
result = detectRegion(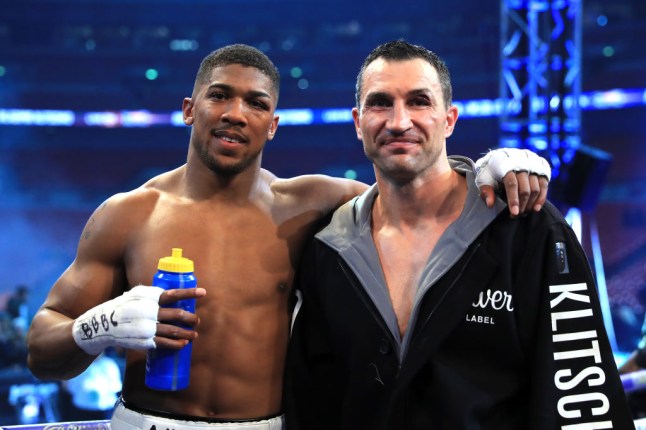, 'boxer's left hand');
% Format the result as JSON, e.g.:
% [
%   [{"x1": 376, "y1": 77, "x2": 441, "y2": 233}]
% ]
[{"x1": 475, "y1": 148, "x2": 551, "y2": 217}]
